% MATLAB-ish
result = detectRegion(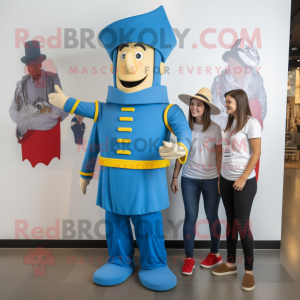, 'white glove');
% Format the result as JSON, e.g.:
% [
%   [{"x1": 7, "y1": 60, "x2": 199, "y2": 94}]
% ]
[
  {"x1": 159, "y1": 141, "x2": 186, "y2": 160},
  {"x1": 49, "y1": 85, "x2": 69, "y2": 110},
  {"x1": 79, "y1": 177, "x2": 91, "y2": 195}
]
